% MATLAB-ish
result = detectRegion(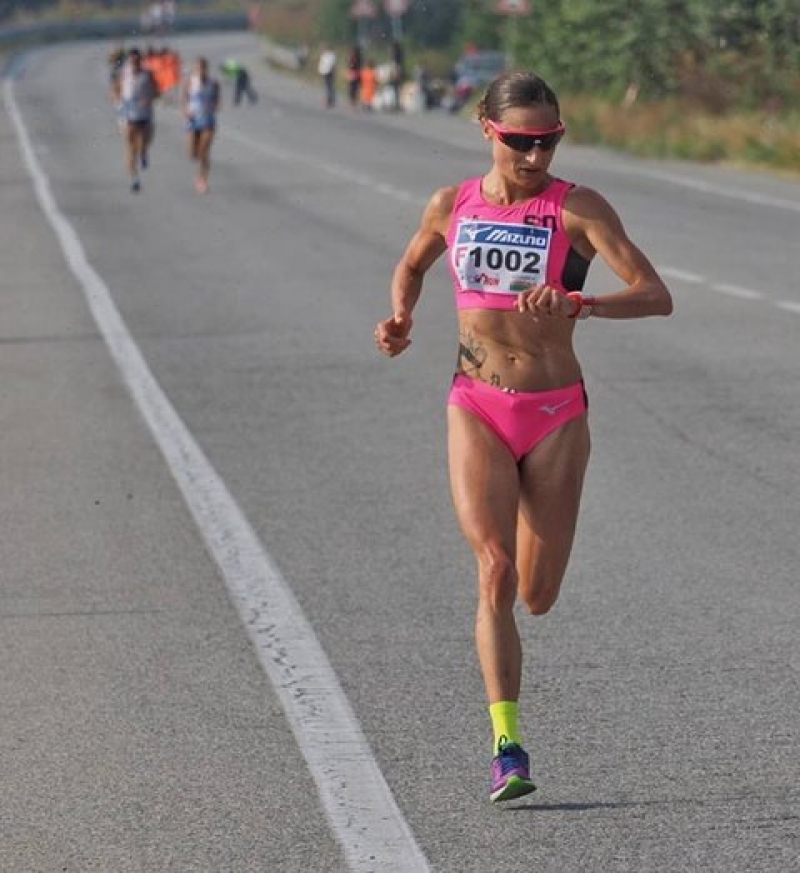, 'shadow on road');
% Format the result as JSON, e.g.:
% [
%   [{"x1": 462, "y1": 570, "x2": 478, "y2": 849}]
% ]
[{"x1": 505, "y1": 799, "x2": 654, "y2": 813}]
